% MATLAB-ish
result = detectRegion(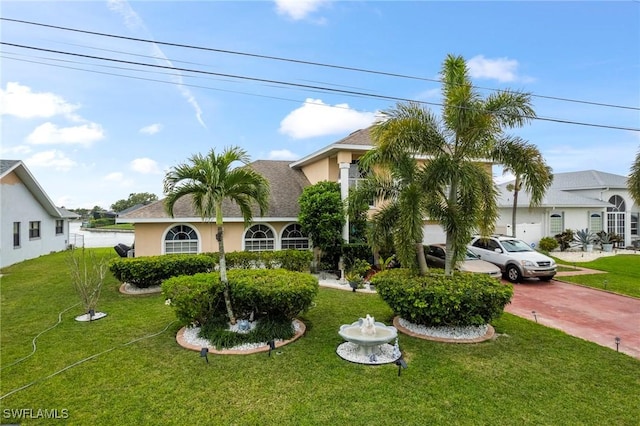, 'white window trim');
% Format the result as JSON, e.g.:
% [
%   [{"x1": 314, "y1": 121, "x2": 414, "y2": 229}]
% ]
[
  {"x1": 162, "y1": 223, "x2": 201, "y2": 255},
  {"x1": 242, "y1": 223, "x2": 276, "y2": 252}
]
